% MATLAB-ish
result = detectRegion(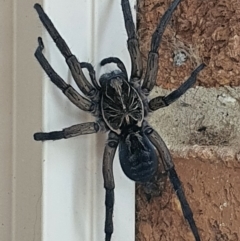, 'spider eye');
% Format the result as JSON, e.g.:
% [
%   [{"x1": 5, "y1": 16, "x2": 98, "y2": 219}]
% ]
[{"x1": 119, "y1": 129, "x2": 158, "y2": 182}]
